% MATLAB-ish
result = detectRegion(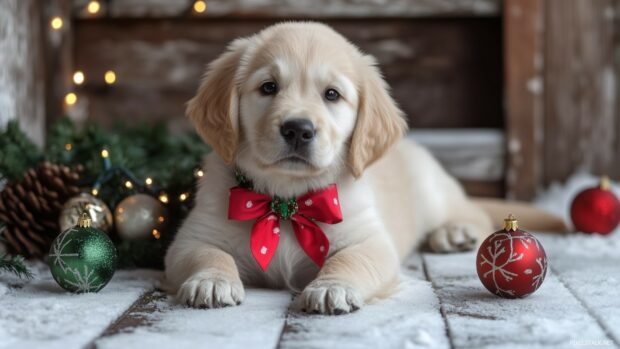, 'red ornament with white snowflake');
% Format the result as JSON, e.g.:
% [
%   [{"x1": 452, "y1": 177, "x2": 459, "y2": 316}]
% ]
[
  {"x1": 476, "y1": 215, "x2": 547, "y2": 298},
  {"x1": 570, "y1": 176, "x2": 620, "y2": 235}
]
